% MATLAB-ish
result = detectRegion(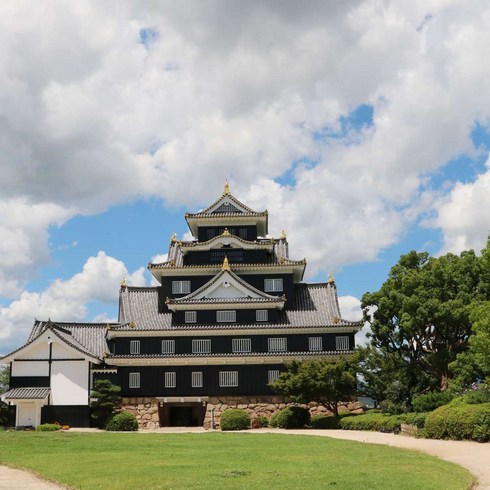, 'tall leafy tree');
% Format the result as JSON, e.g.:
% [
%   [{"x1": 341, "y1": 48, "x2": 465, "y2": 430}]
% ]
[
  {"x1": 90, "y1": 379, "x2": 122, "y2": 428},
  {"x1": 270, "y1": 359, "x2": 356, "y2": 416},
  {"x1": 361, "y1": 240, "x2": 489, "y2": 404},
  {"x1": 0, "y1": 365, "x2": 10, "y2": 427}
]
